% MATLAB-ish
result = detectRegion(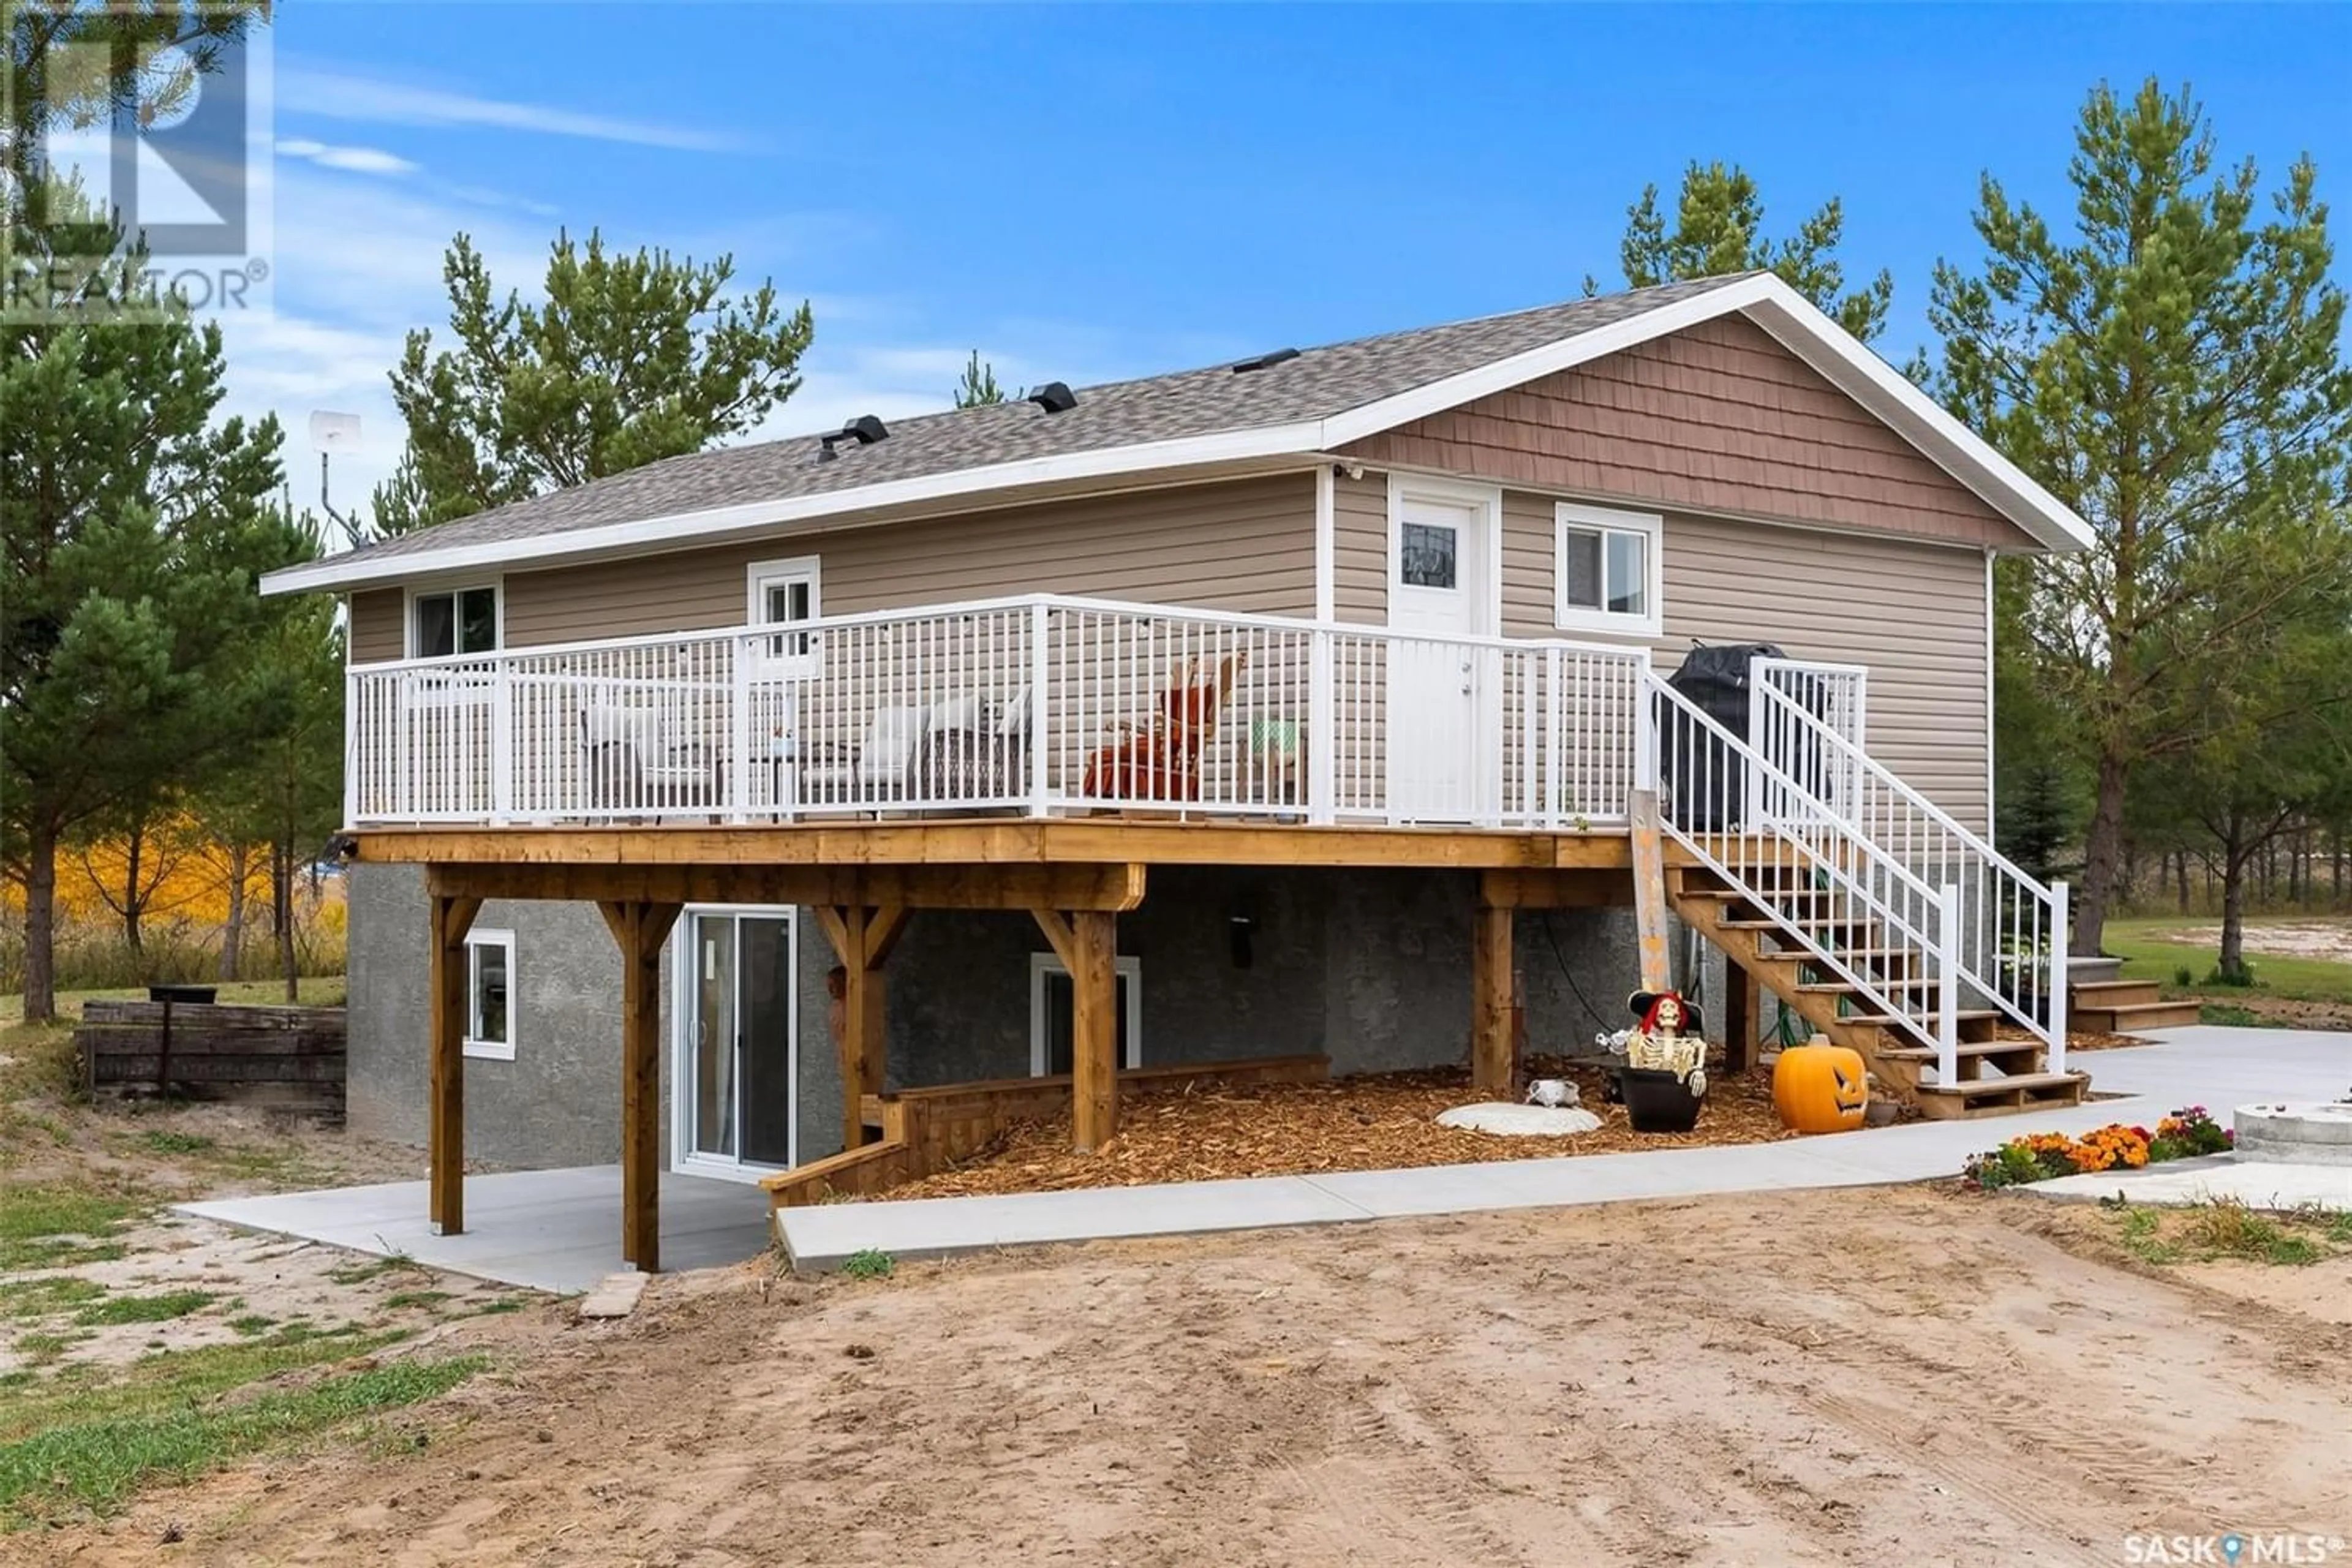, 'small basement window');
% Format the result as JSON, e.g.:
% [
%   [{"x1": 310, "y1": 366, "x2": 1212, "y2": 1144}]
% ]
[
  {"x1": 409, "y1": 584, "x2": 500, "y2": 658},
  {"x1": 1555, "y1": 503, "x2": 1662, "y2": 637},
  {"x1": 1028, "y1": 953, "x2": 1142, "y2": 1077},
  {"x1": 464, "y1": 929, "x2": 515, "y2": 1061}
]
